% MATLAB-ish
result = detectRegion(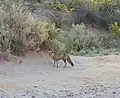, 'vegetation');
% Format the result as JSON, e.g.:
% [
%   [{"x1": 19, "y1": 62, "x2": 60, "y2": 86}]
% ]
[
  {"x1": 110, "y1": 22, "x2": 120, "y2": 37},
  {"x1": 0, "y1": 0, "x2": 59, "y2": 56},
  {"x1": 55, "y1": 24, "x2": 120, "y2": 56},
  {"x1": 89, "y1": 0, "x2": 120, "y2": 16},
  {"x1": 1, "y1": 0, "x2": 120, "y2": 58},
  {"x1": 52, "y1": 0, "x2": 74, "y2": 12}
]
